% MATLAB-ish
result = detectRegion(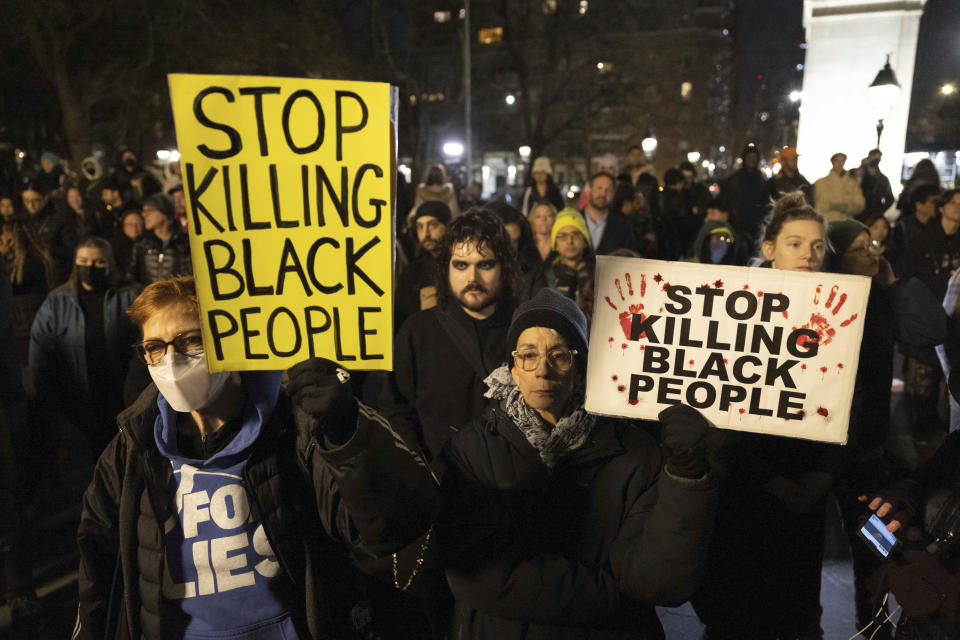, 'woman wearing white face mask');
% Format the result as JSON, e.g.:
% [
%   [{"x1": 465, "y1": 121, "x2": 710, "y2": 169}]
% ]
[
  {"x1": 75, "y1": 275, "x2": 437, "y2": 640},
  {"x1": 29, "y1": 236, "x2": 138, "y2": 455}
]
